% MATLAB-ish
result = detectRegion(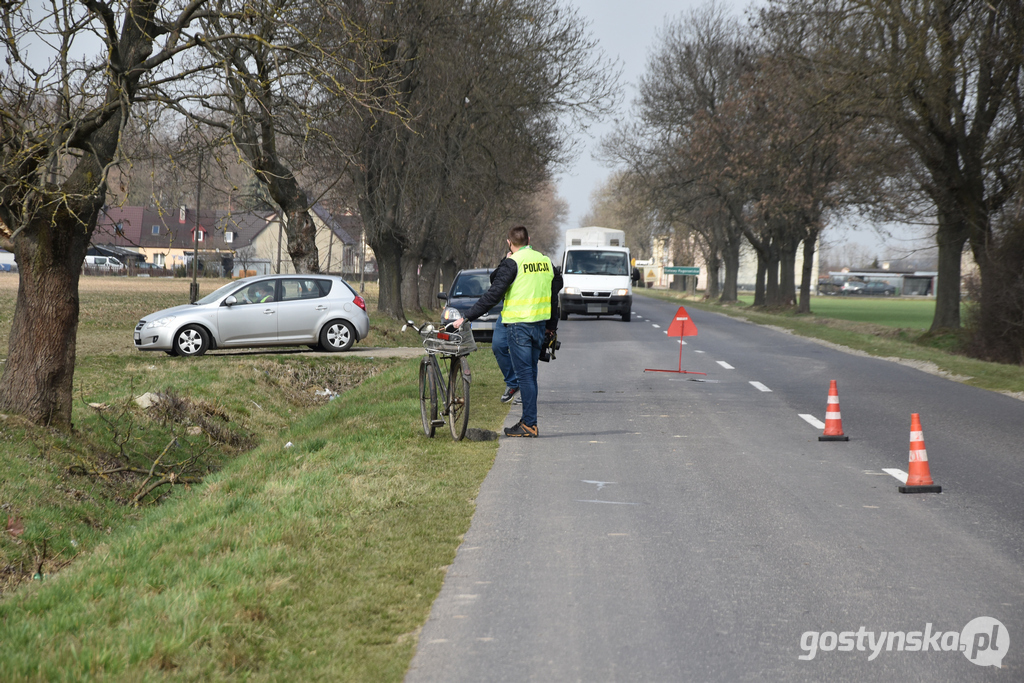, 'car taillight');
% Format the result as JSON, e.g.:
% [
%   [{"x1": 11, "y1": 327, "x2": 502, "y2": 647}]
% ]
[{"x1": 354, "y1": 295, "x2": 366, "y2": 311}]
